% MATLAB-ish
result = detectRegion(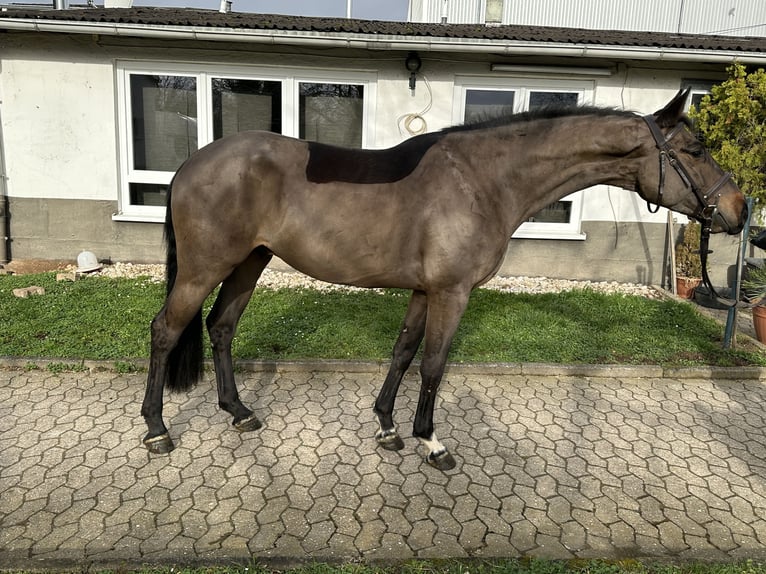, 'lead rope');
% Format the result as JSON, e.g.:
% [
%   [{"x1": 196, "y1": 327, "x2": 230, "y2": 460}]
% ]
[
  {"x1": 696, "y1": 174, "x2": 746, "y2": 310},
  {"x1": 698, "y1": 219, "x2": 722, "y2": 302},
  {"x1": 698, "y1": 209, "x2": 751, "y2": 310}
]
